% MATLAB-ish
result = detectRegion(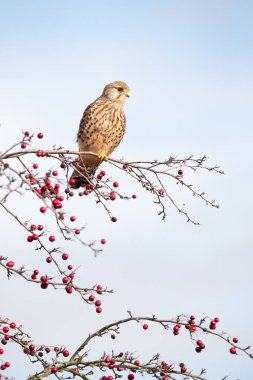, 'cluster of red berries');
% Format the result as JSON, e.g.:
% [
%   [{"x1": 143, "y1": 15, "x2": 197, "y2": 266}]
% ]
[
  {"x1": 23, "y1": 343, "x2": 69, "y2": 366},
  {"x1": 25, "y1": 172, "x2": 37, "y2": 185},
  {"x1": 97, "y1": 169, "x2": 106, "y2": 180},
  {"x1": 185, "y1": 315, "x2": 197, "y2": 332},
  {"x1": 101, "y1": 356, "x2": 136, "y2": 379},
  {"x1": 35, "y1": 178, "x2": 61, "y2": 199},
  {"x1": 0, "y1": 322, "x2": 17, "y2": 373},
  {"x1": 36, "y1": 150, "x2": 46, "y2": 157},
  {"x1": 159, "y1": 360, "x2": 170, "y2": 378},
  {"x1": 209, "y1": 317, "x2": 219, "y2": 330},
  {"x1": 195, "y1": 339, "x2": 206, "y2": 353},
  {"x1": 40, "y1": 275, "x2": 50, "y2": 289},
  {"x1": 179, "y1": 362, "x2": 187, "y2": 374},
  {"x1": 88, "y1": 285, "x2": 103, "y2": 313},
  {"x1": 31, "y1": 269, "x2": 39, "y2": 280},
  {"x1": 173, "y1": 323, "x2": 181, "y2": 335}
]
